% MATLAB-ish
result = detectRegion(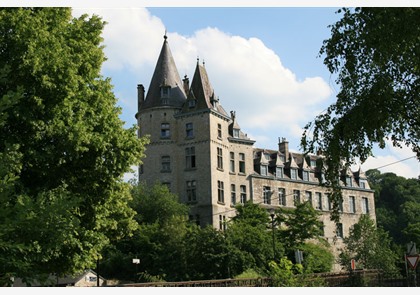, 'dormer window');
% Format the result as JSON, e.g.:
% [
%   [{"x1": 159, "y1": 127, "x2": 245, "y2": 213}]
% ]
[
  {"x1": 233, "y1": 128, "x2": 240, "y2": 138},
  {"x1": 280, "y1": 155, "x2": 286, "y2": 162},
  {"x1": 260, "y1": 165, "x2": 268, "y2": 176},
  {"x1": 346, "y1": 176, "x2": 353, "y2": 187},
  {"x1": 188, "y1": 99, "x2": 196, "y2": 108},
  {"x1": 359, "y1": 179, "x2": 367, "y2": 189},
  {"x1": 302, "y1": 170, "x2": 309, "y2": 182},
  {"x1": 290, "y1": 168, "x2": 297, "y2": 180},
  {"x1": 263, "y1": 153, "x2": 270, "y2": 161},
  {"x1": 276, "y1": 167, "x2": 283, "y2": 179},
  {"x1": 160, "y1": 86, "x2": 171, "y2": 104}
]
